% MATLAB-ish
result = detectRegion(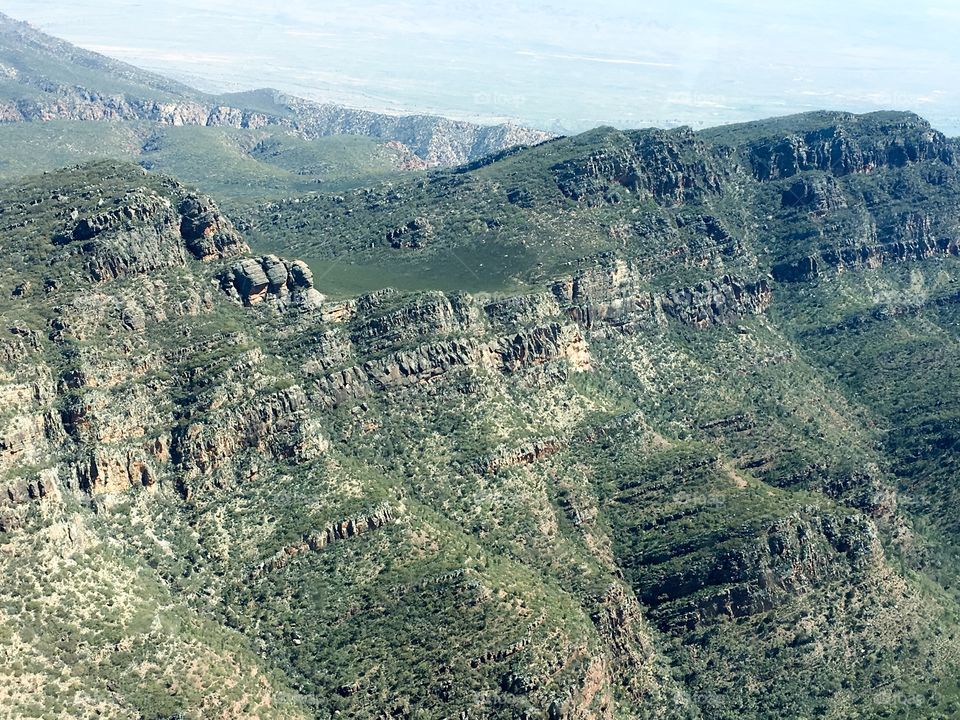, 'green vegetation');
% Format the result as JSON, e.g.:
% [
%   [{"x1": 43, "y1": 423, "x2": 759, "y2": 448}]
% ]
[
  {"x1": 0, "y1": 119, "x2": 412, "y2": 205},
  {"x1": 3, "y1": 105, "x2": 960, "y2": 718}
]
